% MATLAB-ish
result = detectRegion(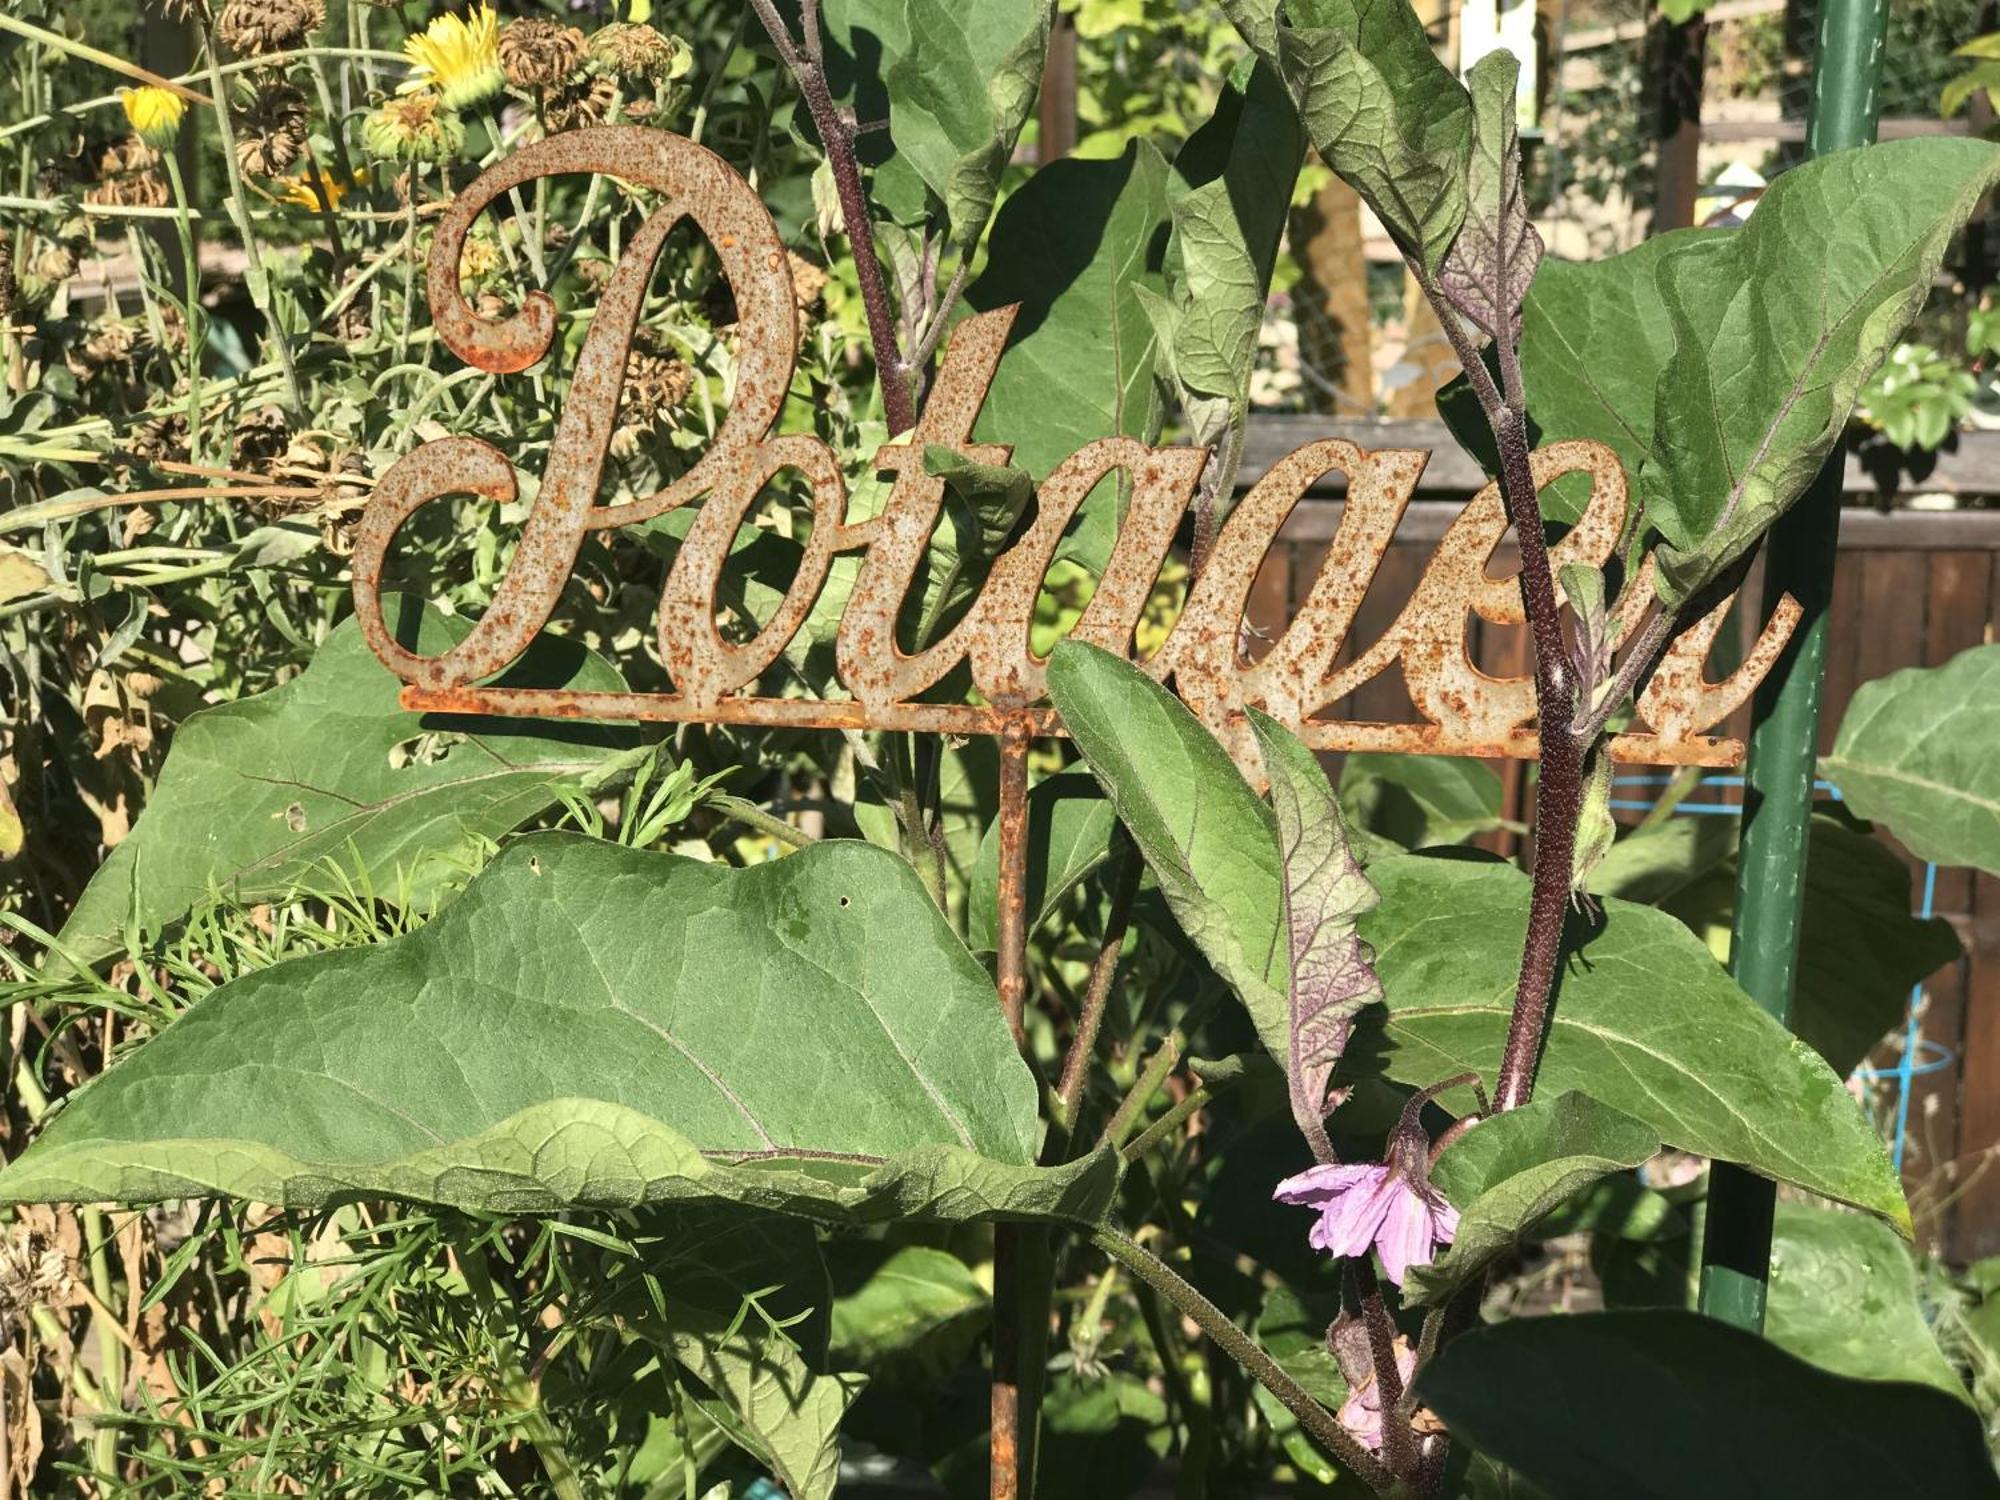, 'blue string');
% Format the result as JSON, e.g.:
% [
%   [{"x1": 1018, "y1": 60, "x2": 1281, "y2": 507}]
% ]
[{"x1": 1611, "y1": 774, "x2": 1940, "y2": 1172}]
